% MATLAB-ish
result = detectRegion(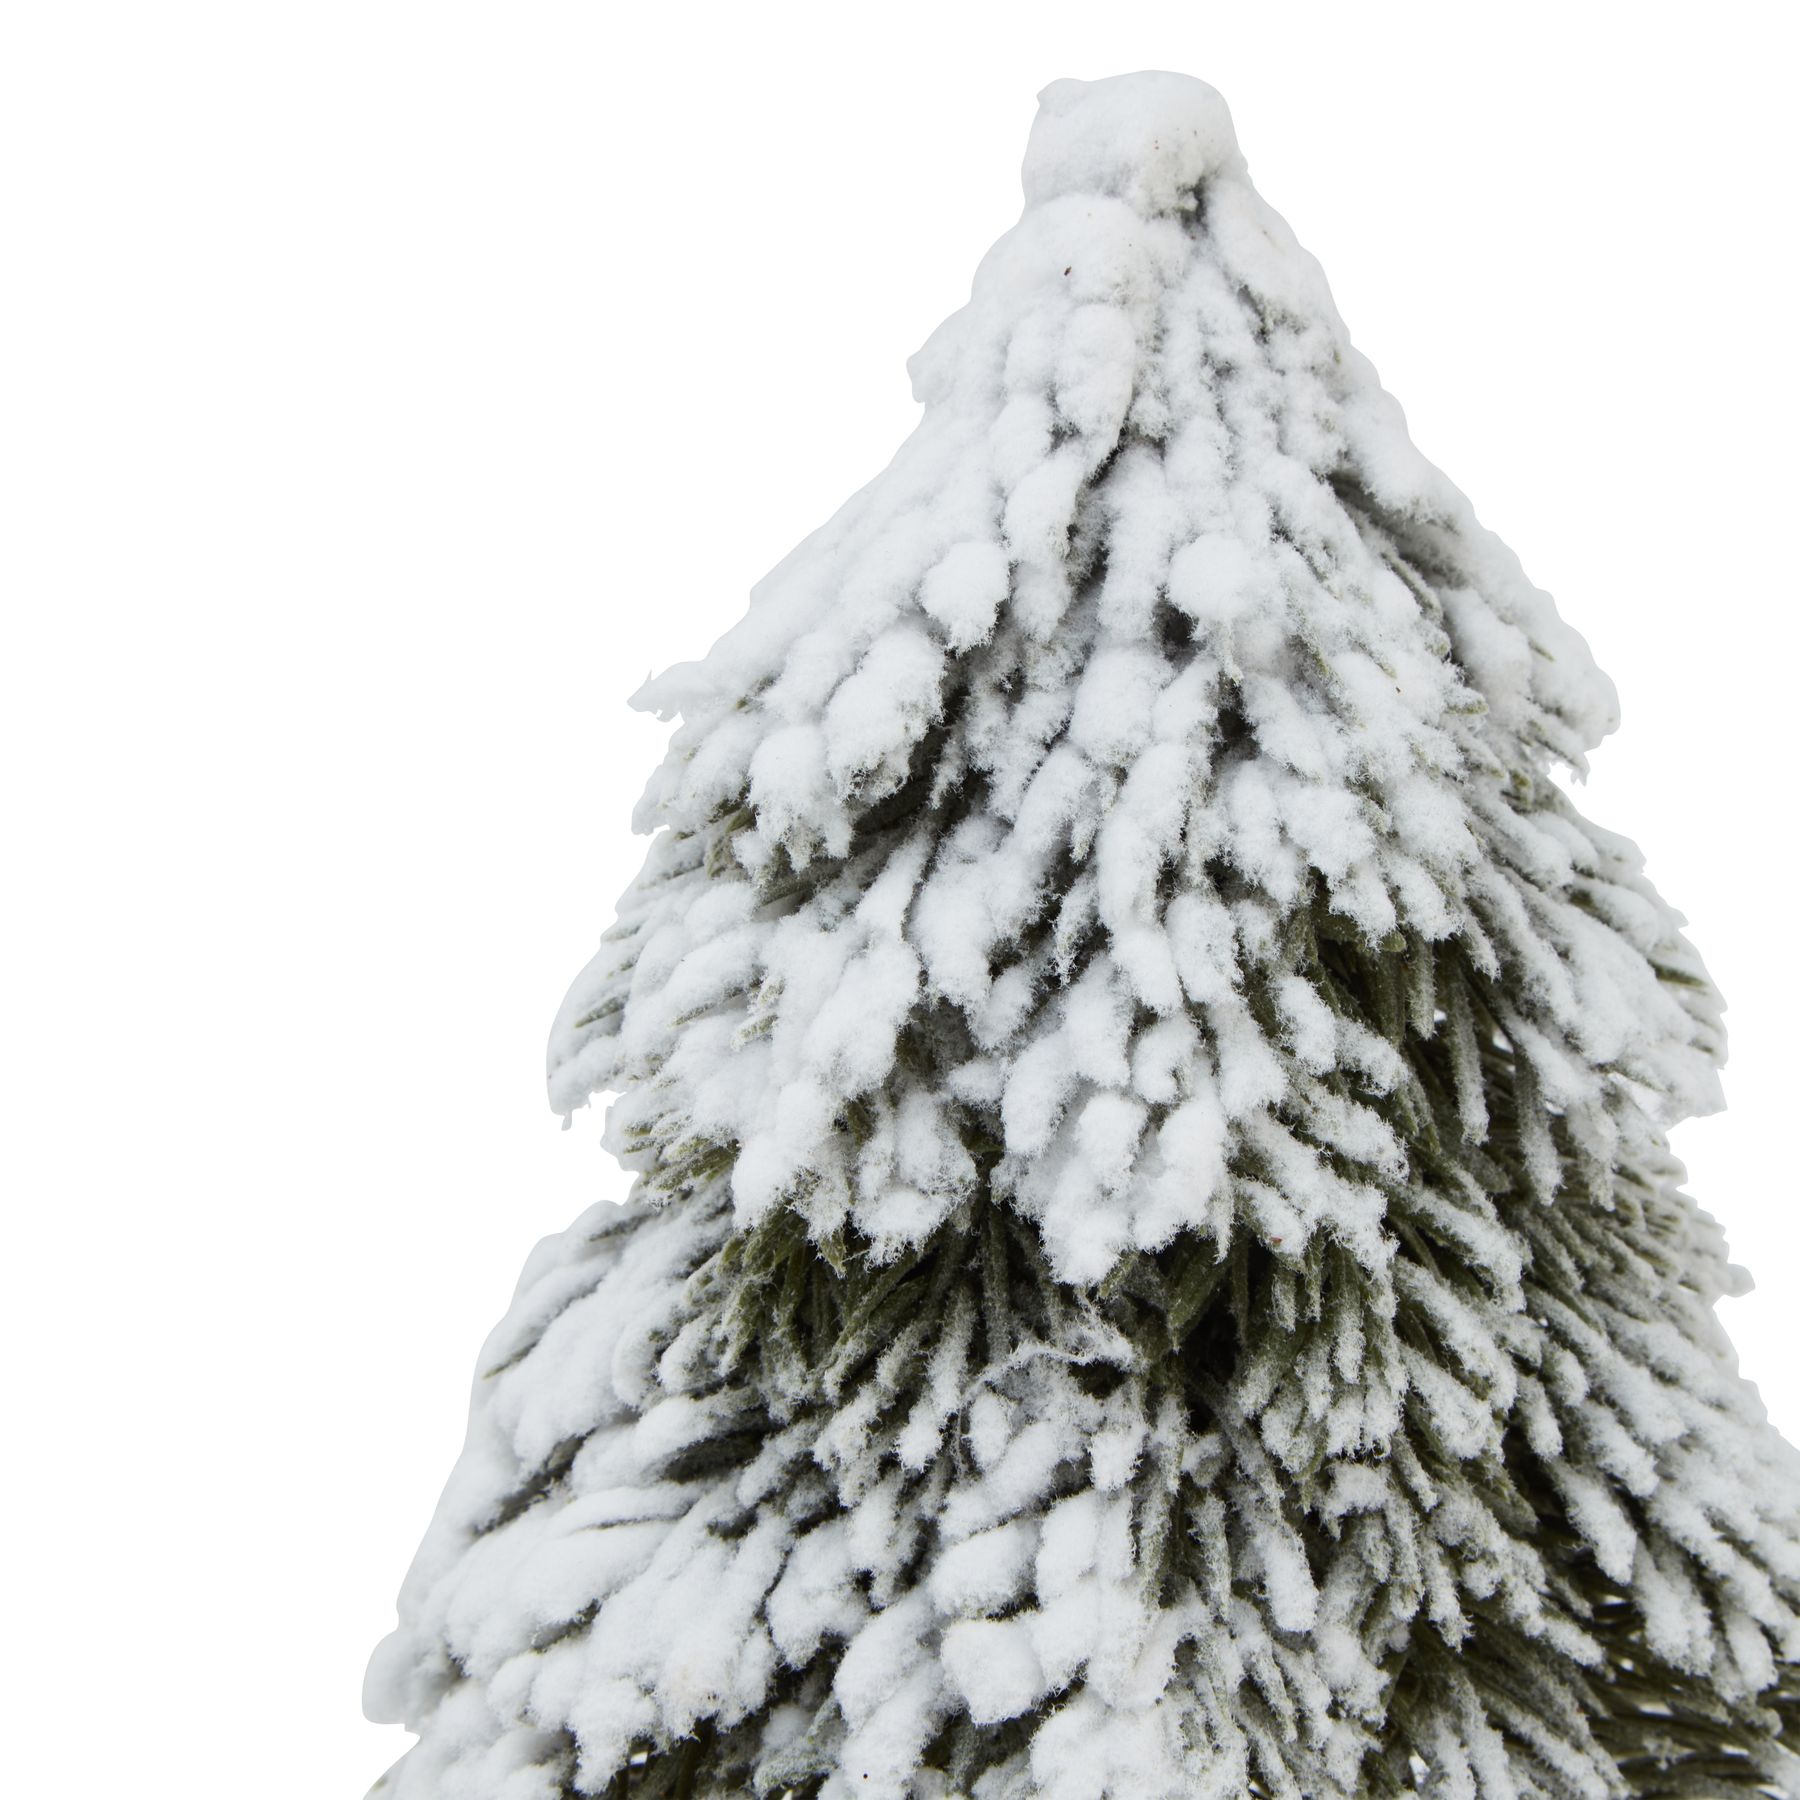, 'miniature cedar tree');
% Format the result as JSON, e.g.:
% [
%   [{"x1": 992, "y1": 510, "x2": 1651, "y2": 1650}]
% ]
[{"x1": 367, "y1": 72, "x2": 1800, "y2": 1800}]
